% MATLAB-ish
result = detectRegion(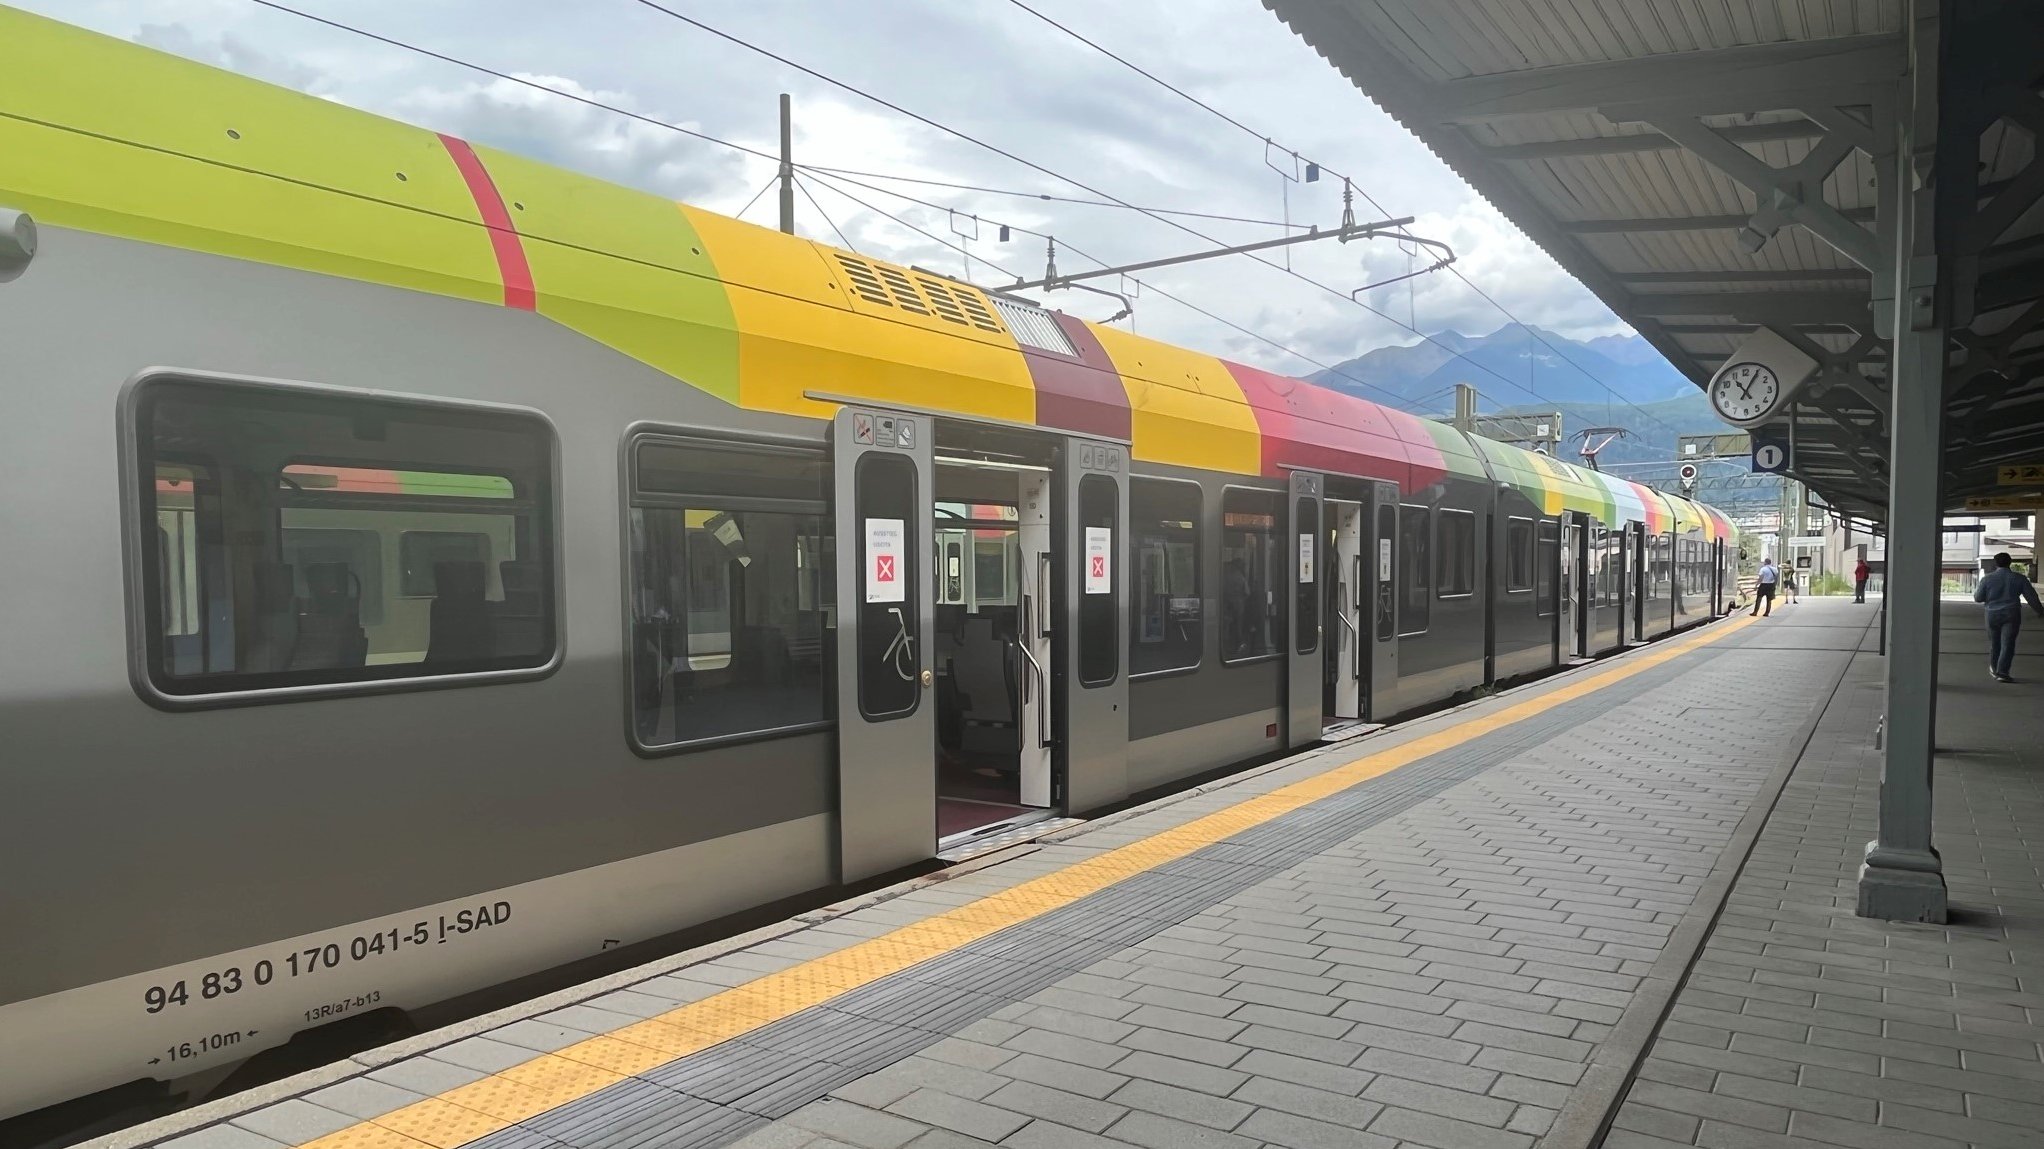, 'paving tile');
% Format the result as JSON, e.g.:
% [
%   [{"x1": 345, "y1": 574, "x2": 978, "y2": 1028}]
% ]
[
  {"x1": 228, "y1": 1100, "x2": 358, "y2": 1143},
  {"x1": 1366, "y1": 1104, "x2": 1535, "y2": 1149},
  {"x1": 979, "y1": 1081, "x2": 1124, "y2": 1134},
  {"x1": 1237, "y1": 1106, "x2": 1396, "y2": 1149},
  {"x1": 987, "y1": 1054, "x2": 1129, "y2": 1100},
  {"x1": 1103, "y1": 1109, "x2": 1257, "y2": 1149},
  {"x1": 1108, "y1": 1079, "x2": 1252, "y2": 1130}
]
